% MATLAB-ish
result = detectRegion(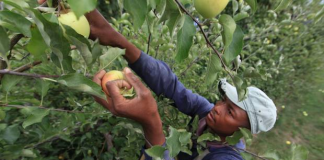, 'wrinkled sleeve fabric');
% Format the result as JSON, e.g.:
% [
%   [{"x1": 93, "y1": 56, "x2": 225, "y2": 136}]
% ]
[{"x1": 129, "y1": 52, "x2": 214, "y2": 118}]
